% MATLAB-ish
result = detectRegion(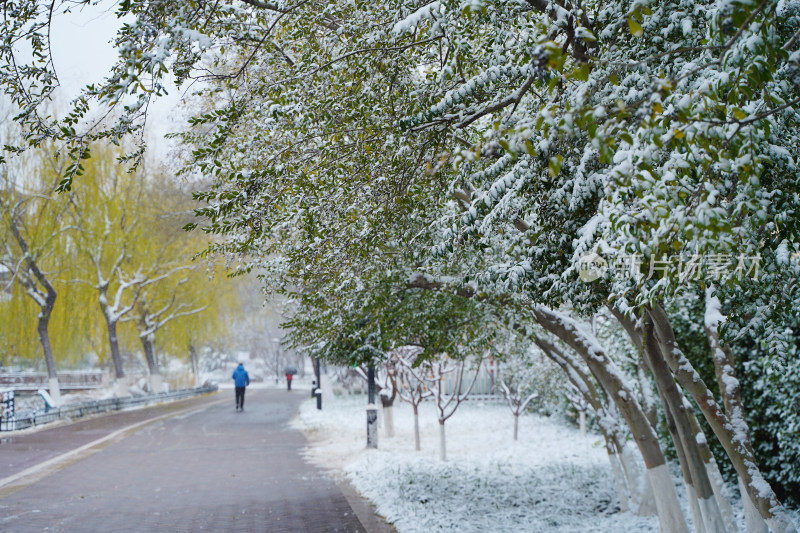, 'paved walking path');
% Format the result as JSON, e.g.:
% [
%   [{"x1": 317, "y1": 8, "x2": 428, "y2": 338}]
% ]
[{"x1": 0, "y1": 389, "x2": 391, "y2": 533}]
